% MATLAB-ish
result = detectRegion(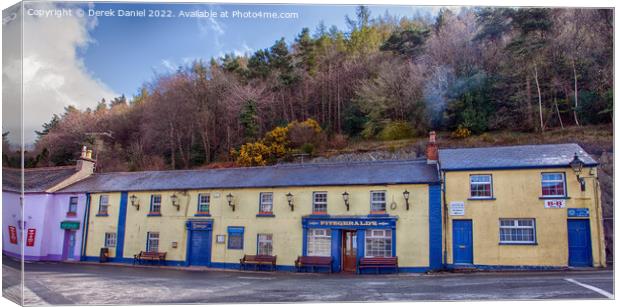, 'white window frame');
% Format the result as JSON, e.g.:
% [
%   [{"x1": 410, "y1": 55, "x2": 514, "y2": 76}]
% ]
[
  {"x1": 104, "y1": 232, "x2": 117, "y2": 247},
  {"x1": 150, "y1": 195, "x2": 162, "y2": 213},
  {"x1": 370, "y1": 191, "x2": 387, "y2": 212},
  {"x1": 257, "y1": 233, "x2": 273, "y2": 255},
  {"x1": 146, "y1": 232, "x2": 159, "y2": 252},
  {"x1": 364, "y1": 229, "x2": 392, "y2": 257},
  {"x1": 198, "y1": 193, "x2": 210, "y2": 213},
  {"x1": 541, "y1": 173, "x2": 567, "y2": 197},
  {"x1": 470, "y1": 174, "x2": 493, "y2": 199},
  {"x1": 312, "y1": 192, "x2": 328, "y2": 213},
  {"x1": 499, "y1": 219, "x2": 536, "y2": 244},
  {"x1": 68, "y1": 197, "x2": 78, "y2": 214},
  {"x1": 259, "y1": 192, "x2": 273, "y2": 213},
  {"x1": 98, "y1": 195, "x2": 109, "y2": 214},
  {"x1": 307, "y1": 229, "x2": 332, "y2": 257}
]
